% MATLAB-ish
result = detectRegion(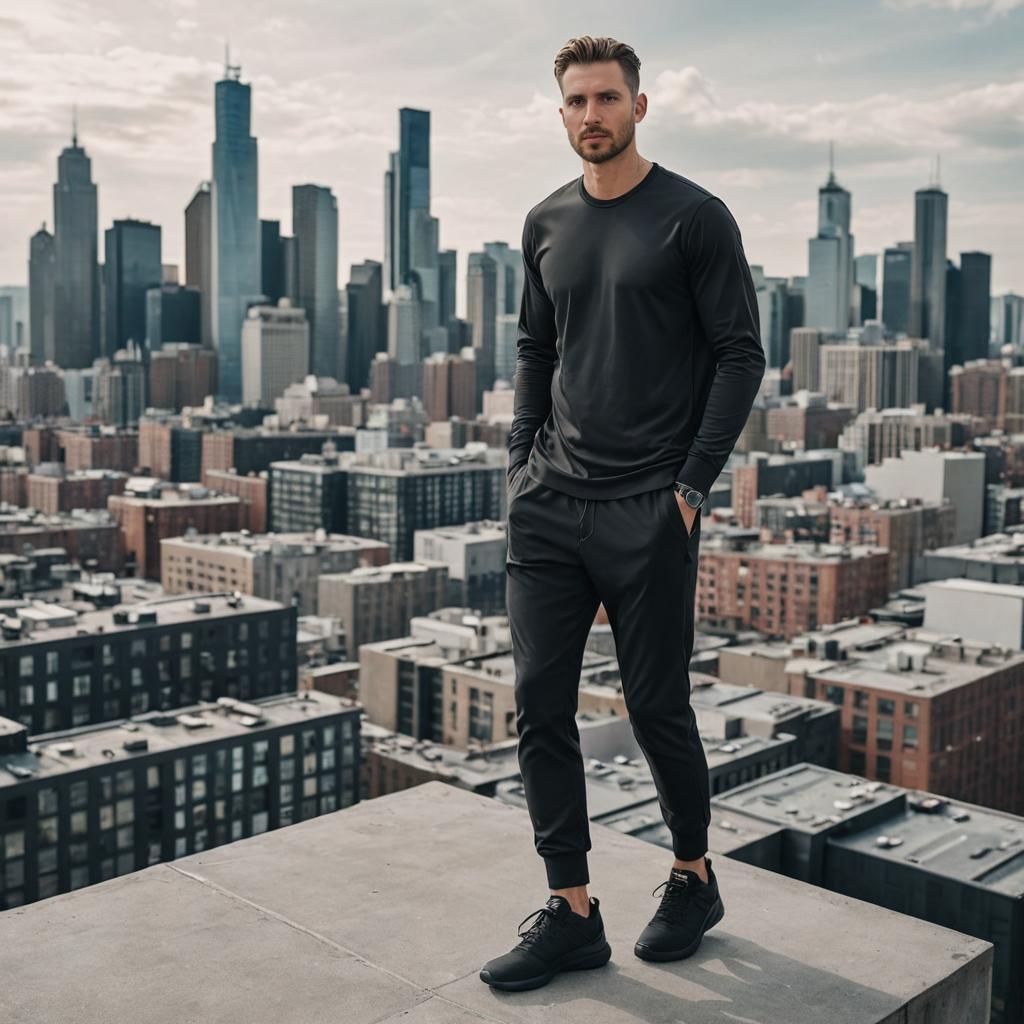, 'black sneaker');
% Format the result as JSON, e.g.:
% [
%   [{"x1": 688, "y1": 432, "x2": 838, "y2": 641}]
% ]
[
  {"x1": 479, "y1": 895, "x2": 612, "y2": 991},
  {"x1": 633, "y1": 856, "x2": 725, "y2": 962}
]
